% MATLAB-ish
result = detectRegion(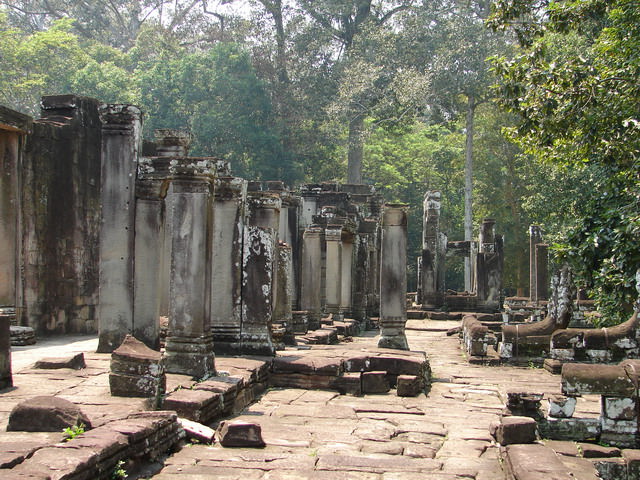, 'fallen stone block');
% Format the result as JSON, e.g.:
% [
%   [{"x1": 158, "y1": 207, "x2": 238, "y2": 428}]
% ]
[
  {"x1": 34, "y1": 352, "x2": 86, "y2": 370},
  {"x1": 7, "y1": 396, "x2": 92, "y2": 432},
  {"x1": 362, "y1": 371, "x2": 390, "y2": 394},
  {"x1": 541, "y1": 417, "x2": 601, "y2": 442},
  {"x1": 269, "y1": 372, "x2": 337, "y2": 390},
  {"x1": 179, "y1": 417, "x2": 215, "y2": 444},
  {"x1": 602, "y1": 396, "x2": 637, "y2": 420},
  {"x1": 490, "y1": 416, "x2": 537, "y2": 446},
  {"x1": 272, "y1": 356, "x2": 343, "y2": 376},
  {"x1": 216, "y1": 421, "x2": 265, "y2": 448},
  {"x1": 397, "y1": 375, "x2": 422, "y2": 397},
  {"x1": 543, "y1": 358, "x2": 563, "y2": 374},
  {"x1": 10, "y1": 325, "x2": 36, "y2": 346}
]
